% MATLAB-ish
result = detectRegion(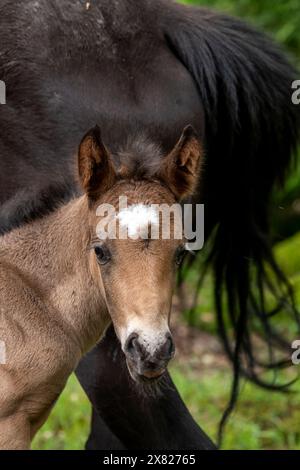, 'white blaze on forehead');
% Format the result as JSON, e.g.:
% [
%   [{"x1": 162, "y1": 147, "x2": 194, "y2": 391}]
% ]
[{"x1": 117, "y1": 204, "x2": 159, "y2": 238}]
